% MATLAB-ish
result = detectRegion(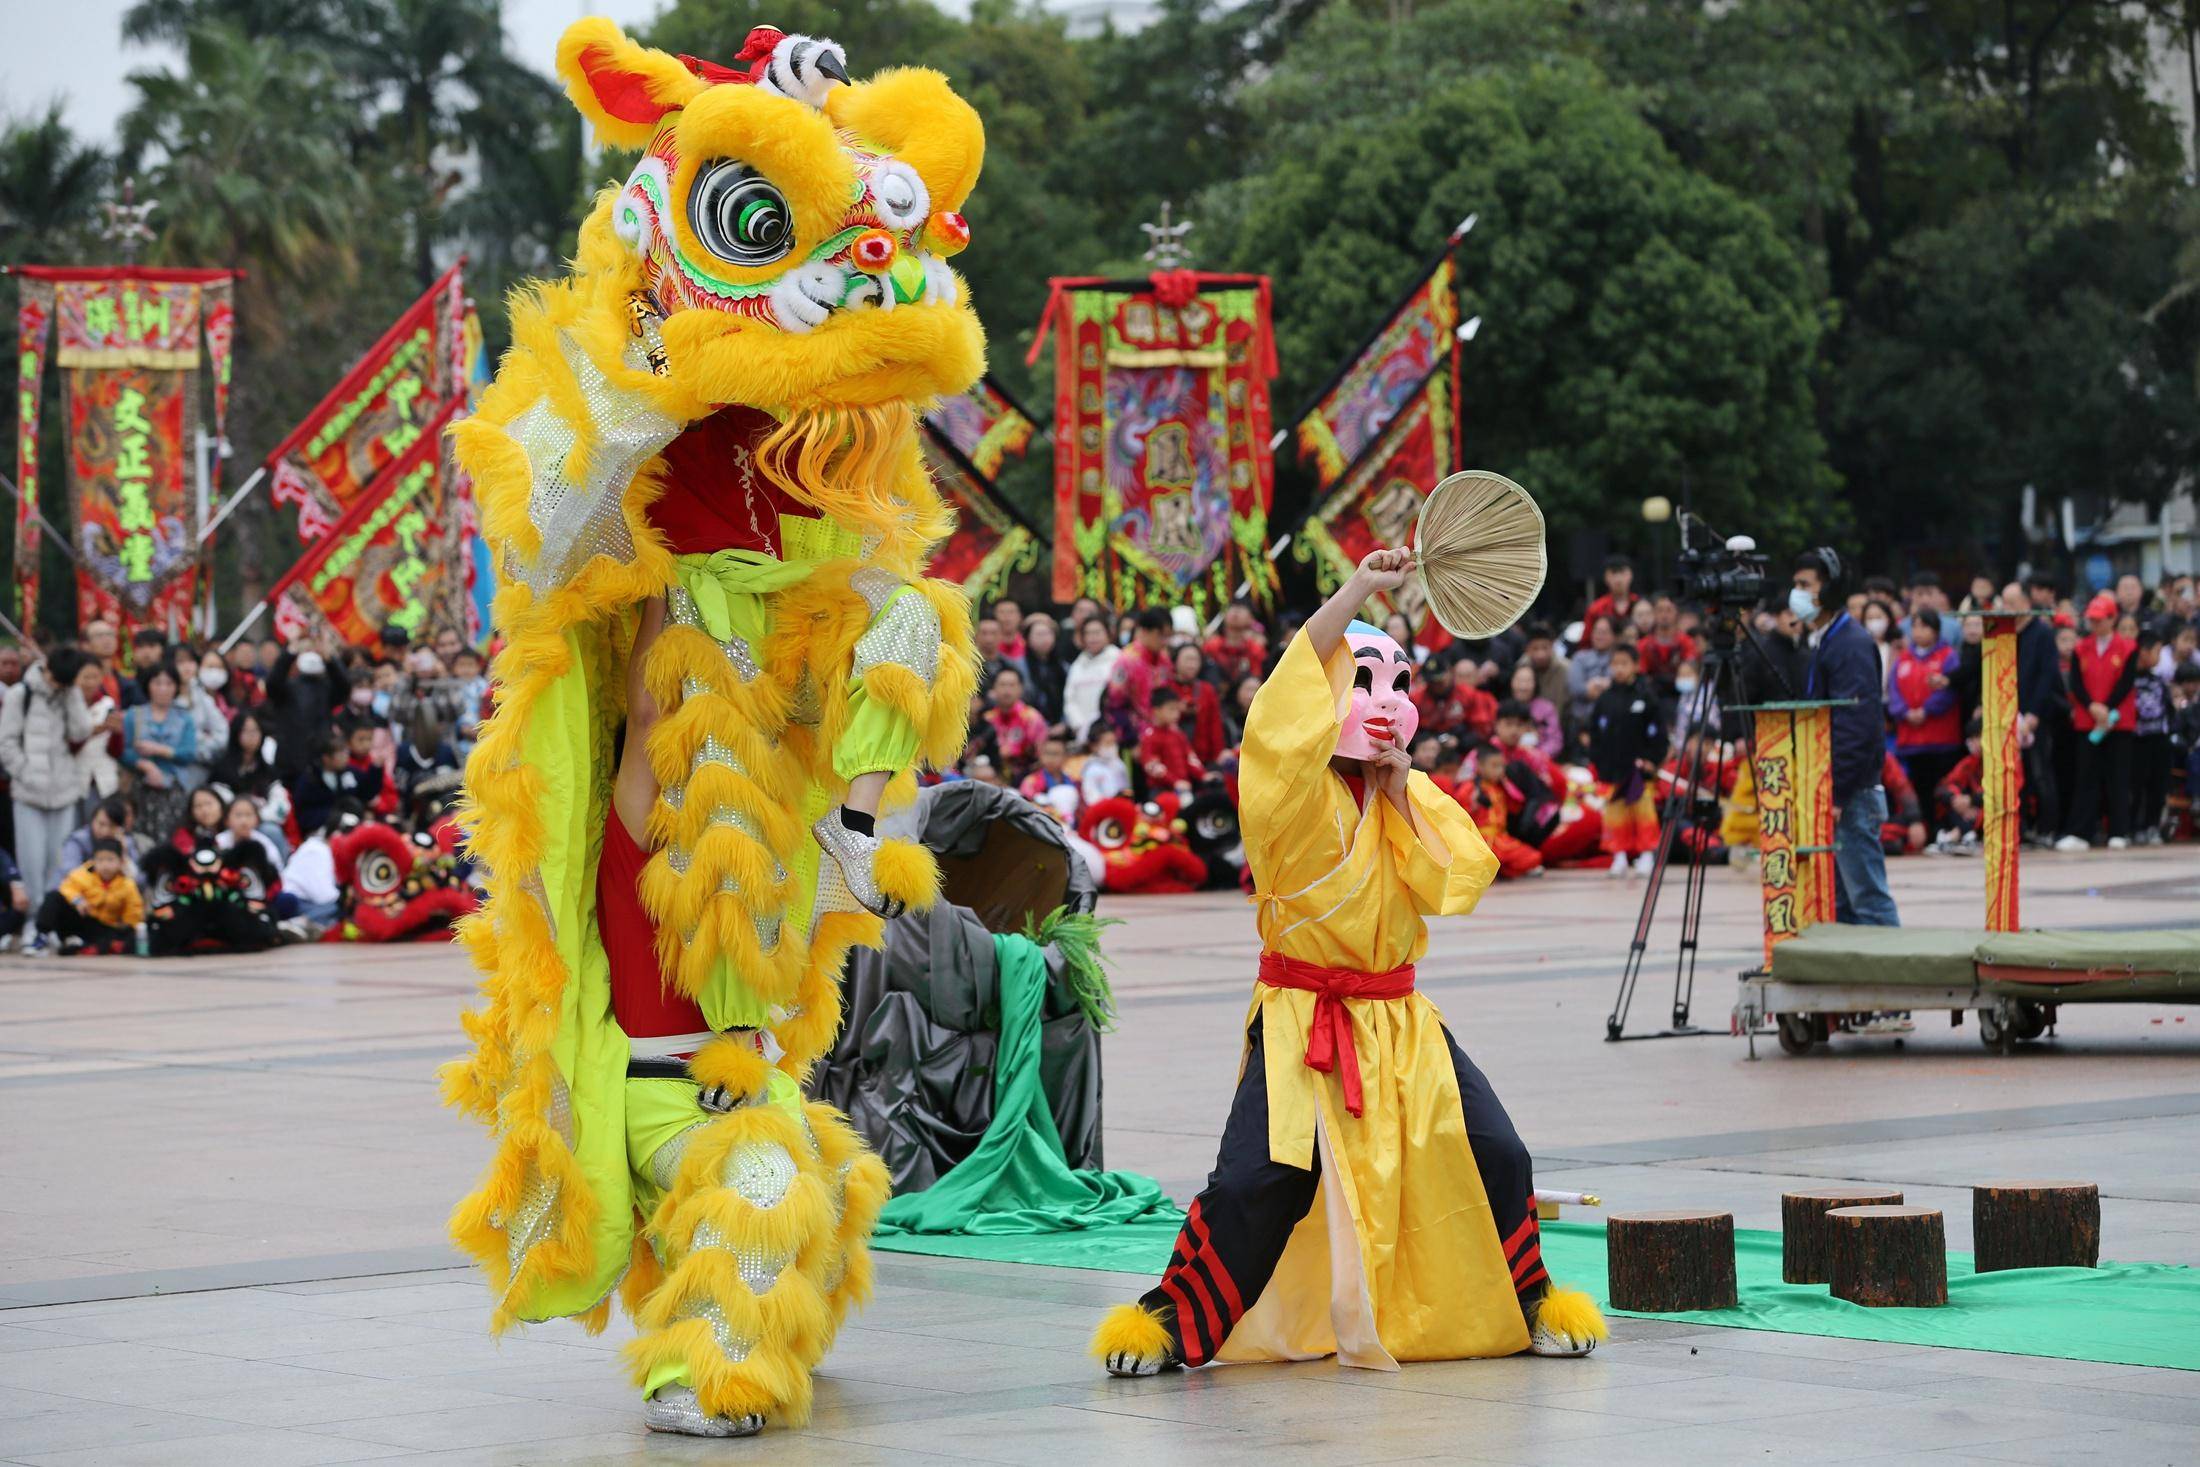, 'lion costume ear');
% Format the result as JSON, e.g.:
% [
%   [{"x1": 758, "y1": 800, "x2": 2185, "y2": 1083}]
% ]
[
  {"x1": 826, "y1": 67, "x2": 984, "y2": 213},
  {"x1": 556, "y1": 16, "x2": 707, "y2": 148}
]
